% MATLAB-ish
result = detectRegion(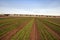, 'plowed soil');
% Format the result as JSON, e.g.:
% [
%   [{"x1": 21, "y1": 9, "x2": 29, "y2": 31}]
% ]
[{"x1": 30, "y1": 21, "x2": 41, "y2": 40}]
